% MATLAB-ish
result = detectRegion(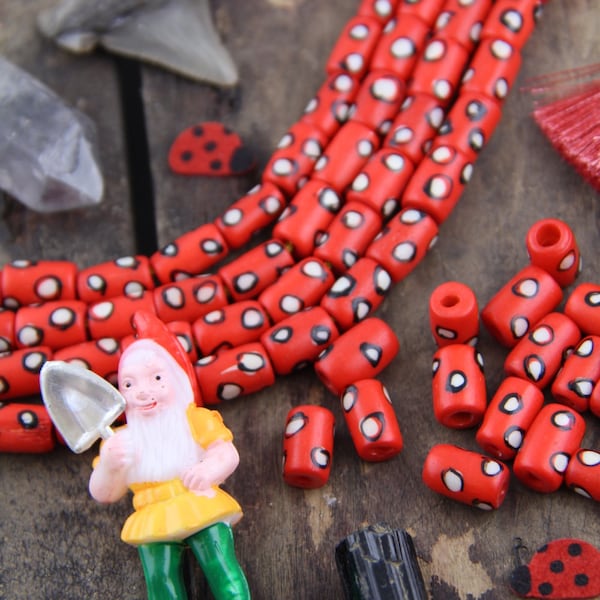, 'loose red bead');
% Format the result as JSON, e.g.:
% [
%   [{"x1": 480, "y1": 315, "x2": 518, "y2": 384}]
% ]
[
  {"x1": 504, "y1": 312, "x2": 581, "y2": 389},
  {"x1": 429, "y1": 280, "x2": 479, "y2": 347},
  {"x1": 422, "y1": 443, "x2": 510, "y2": 510},
  {"x1": 513, "y1": 404, "x2": 586, "y2": 493},
  {"x1": 261, "y1": 306, "x2": 339, "y2": 375},
  {"x1": 357, "y1": 0, "x2": 399, "y2": 24},
  {"x1": 150, "y1": 223, "x2": 229, "y2": 283},
  {"x1": 480, "y1": 264, "x2": 563, "y2": 347},
  {"x1": 320, "y1": 257, "x2": 393, "y2": 331},
  {"x1": 314, "y1": 201, "x2": 383, "y2": 274},
  {"x1": 0, "y1": 403, "x2": 55, "y2": 453},
  {"x1": 258, "y1": 257, "x2": 335, "y2": 324},
  {"x1": 564, "y1": 282, "x2": 600, "y2": 336},
  {"x1": 340, "y1": 378, "x2": 403, "y2": 461},
  {"x1": 397, "y1": 0, "x2": 448, "y2": 27},
  {"x1": 434, "y1": 0, "x2": 493, "y2": 52},
  {"x1": 53, "y1": 337, "x2": 121, "y2": 384},
  {"x1": 282, "y1": 405, "x2": 335, "y2": 489},
  {"x1": 314, "y1": 317, "x2": 399, "y2": 396},
  {"x1": 77, "y1": 255, "x2": 154, "y2": 303},
  {"x1": 365, "y1": 207, "x2": 438, "y2": 283},
  {"x1": 193, "y1": 342, "x2": 275, "y2": 405},
  {"x1": 218, "y1": 239, "x2": 295, "y2": 302},
  {"x1": 87, "y1": 293, "x2": 156, "y2": 341},
  {"x1": 432, "y1": 343, "x2": 487, "y2": 429},
  {"x1": 0, "y1": 309, "x2": 15, "y2": 352},
  {"x1": 0, "y1": 346, "x2": 52, "y2": 400},
  {"x1": 565, "y1": 448, "x2": 600, "y2": 501},
  {"x1": 192, "y1": 300, "x2": 270, "y2": 357},
  {"x1": 480, "y1": 0, "x2": 543, "y2": 51},
  {"x1": 475, "y1": 375, "x2": 544, "y2": 460},
  {"x1": 214, "y1": 183, "x2": 286, "y2": 250},
  {"x1": 1, "y1": 259, "x2": 78, "y2": 309},
  {"x1": 551, "y1": 335, "x2": 600, "y2": 413},
  {"x1": 525, "y1": 218, "x2": 582, "y2": 288}
]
